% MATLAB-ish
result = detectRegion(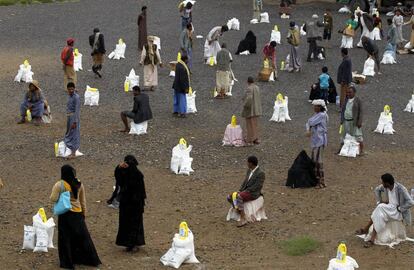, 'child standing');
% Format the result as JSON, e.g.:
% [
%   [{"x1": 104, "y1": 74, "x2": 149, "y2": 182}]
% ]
[{"x1": 318, "y1": 66, "x2": 331, "y2": 103}]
